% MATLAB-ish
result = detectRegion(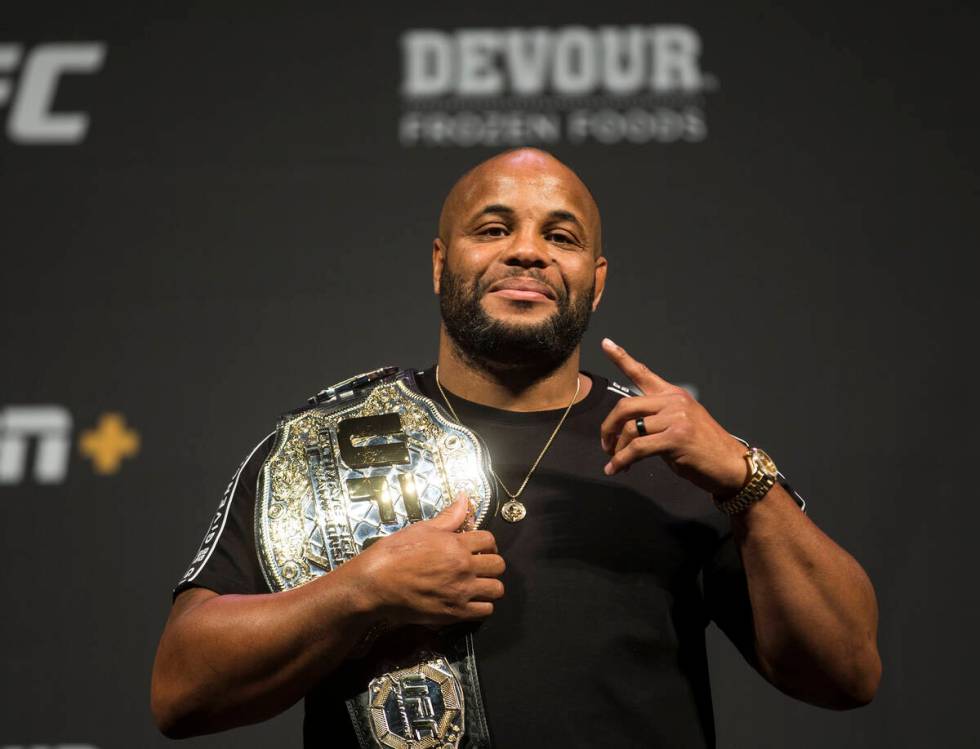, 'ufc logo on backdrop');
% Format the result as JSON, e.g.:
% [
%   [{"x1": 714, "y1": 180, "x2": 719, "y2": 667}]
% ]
[{"x1": 0, "y1": 42, "x2": 106, "y2": 144}]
